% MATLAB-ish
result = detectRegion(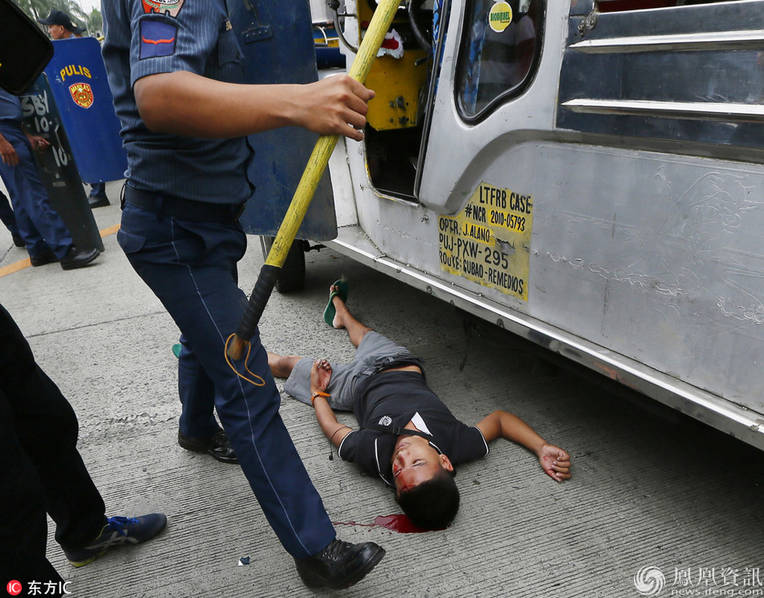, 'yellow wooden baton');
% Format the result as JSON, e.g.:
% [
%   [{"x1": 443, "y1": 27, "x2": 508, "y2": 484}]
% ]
[{"x1": 228, "y1": 0, "x2": 401, "y2": 359}]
